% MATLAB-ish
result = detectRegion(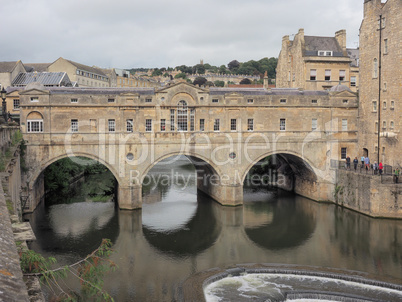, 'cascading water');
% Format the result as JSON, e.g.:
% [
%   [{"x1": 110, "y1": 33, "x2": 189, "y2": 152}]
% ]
[{"x1": 203, "y1": 268, "x2": 402, "y2": 302}]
